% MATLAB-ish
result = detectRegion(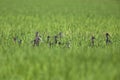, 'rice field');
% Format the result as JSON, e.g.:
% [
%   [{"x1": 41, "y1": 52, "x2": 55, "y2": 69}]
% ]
[{"x1": 0, "y1": 0, "x2": 120, "y2": 80}]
